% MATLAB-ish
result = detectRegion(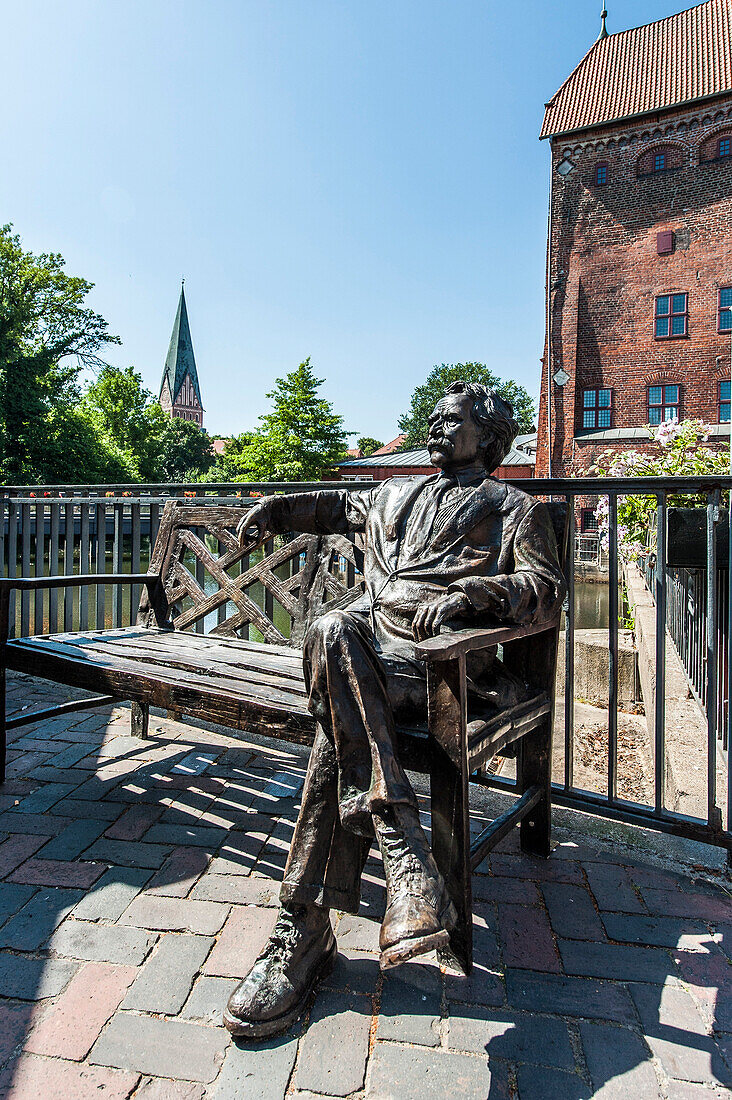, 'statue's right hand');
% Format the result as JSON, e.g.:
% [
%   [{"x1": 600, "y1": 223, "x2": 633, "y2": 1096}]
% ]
[{"x1": 236, "y1": 500, "x2": 273, "y2": 550}]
